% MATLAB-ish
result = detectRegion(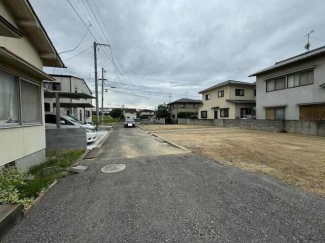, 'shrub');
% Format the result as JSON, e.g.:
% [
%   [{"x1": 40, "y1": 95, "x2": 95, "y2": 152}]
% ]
[
  {"x1": 0, "y1": 167, "x2": 35, "y2": 207},
  {"x1": 178, "y1": 112, "x2": 198, "y2": 119}
]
